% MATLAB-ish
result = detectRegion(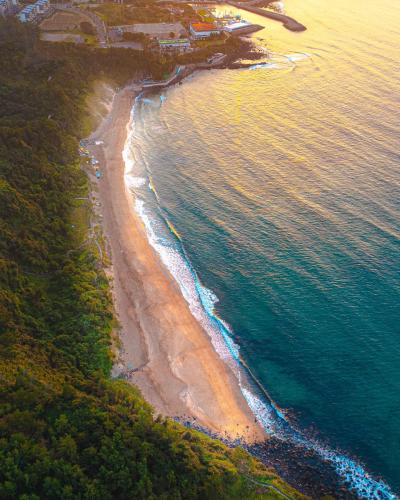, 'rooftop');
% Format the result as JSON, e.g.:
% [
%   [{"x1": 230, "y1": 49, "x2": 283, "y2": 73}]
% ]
[
  {"x1": 21, "y1": 5, "x2": 36, "y2": 12},
  {"x1": 190, "y1": 22, "x2": 219, "y2": 32},
  {"x1": 159, "y1": 38, "x2": 190, "y2": 44},
  {"x1": 129, "y1": 22, "x2": 186, "y2": 36}
]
